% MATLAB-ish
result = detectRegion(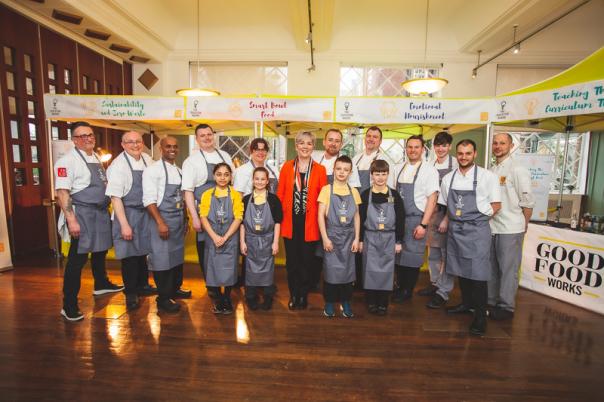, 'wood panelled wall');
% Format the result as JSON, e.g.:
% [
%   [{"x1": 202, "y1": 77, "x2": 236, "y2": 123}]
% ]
[{"x1": 0, "y1": 4, "x2": 133, "y2": 258}]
